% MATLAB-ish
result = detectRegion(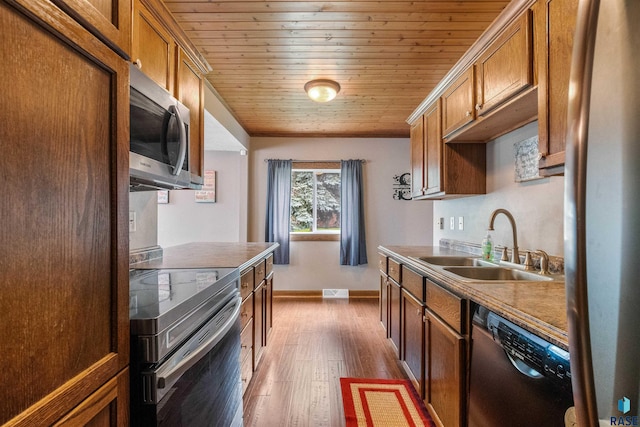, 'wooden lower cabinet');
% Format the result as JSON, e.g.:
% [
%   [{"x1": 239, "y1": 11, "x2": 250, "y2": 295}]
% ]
[
  {"x1": 402, "y1": 290, "x2": 426, "y2": 397},
  {"x1": 379, "y1": 274, "x2": 389, "y2": 334},
  {"x1": 424, "y1": 309, "x2": 465, "y2": 427},
  {"x1": 388, "y1": 278, "x2": 402, "y2": 357},
  {"x1": 265, "y1": 272, "x2": 273, "y2": 344},
  {"x1": 1, "y1": 1, "x2": 129, "y2": 425},
  {"x1": 240, "y1": 319, "x2": 254, "y2": 395},
  {"x1": 254, "y1": 280, "x2": 265, "y2": 367}
]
